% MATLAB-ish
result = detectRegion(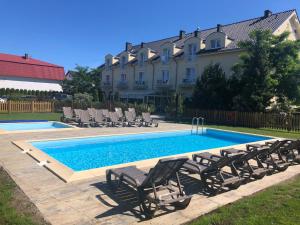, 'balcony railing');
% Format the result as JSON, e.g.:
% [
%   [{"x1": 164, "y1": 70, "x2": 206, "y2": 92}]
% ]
[
  {"x1": 133, "y1": 81, "x2": 148, "y2": 90},
  {"x1": 117, "y1": 80, "x2": 129, "y2": 90},
  {"x1": 179, "y1": 78, "x2": 196, "y2": 88},
  {"x1": 156, "y1": 80, "x2": 172, "y2": 89},
  {"x1": 102, "y1": 82, "x2": 112, "y2": 90}
]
